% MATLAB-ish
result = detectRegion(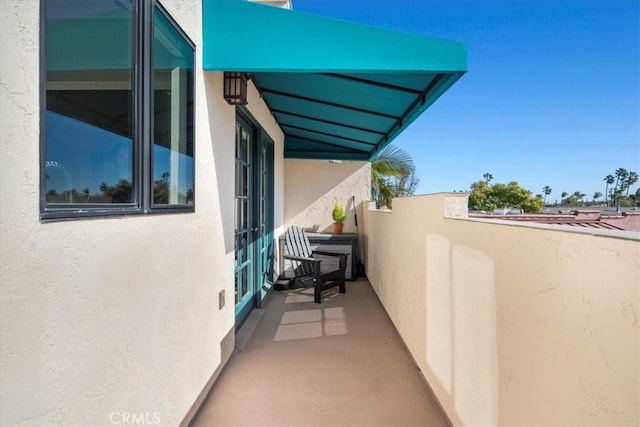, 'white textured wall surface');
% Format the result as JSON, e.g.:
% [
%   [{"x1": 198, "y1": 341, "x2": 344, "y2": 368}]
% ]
[
  {"x1": 284, "y1": 160, "x2": 370, "y2": 234},
  {"x1": 0, "y1": 1, "x2": 283, "y2": 425},
  {"x1": 363, "y1": 193, "x2": 640, "y2": 426}
]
